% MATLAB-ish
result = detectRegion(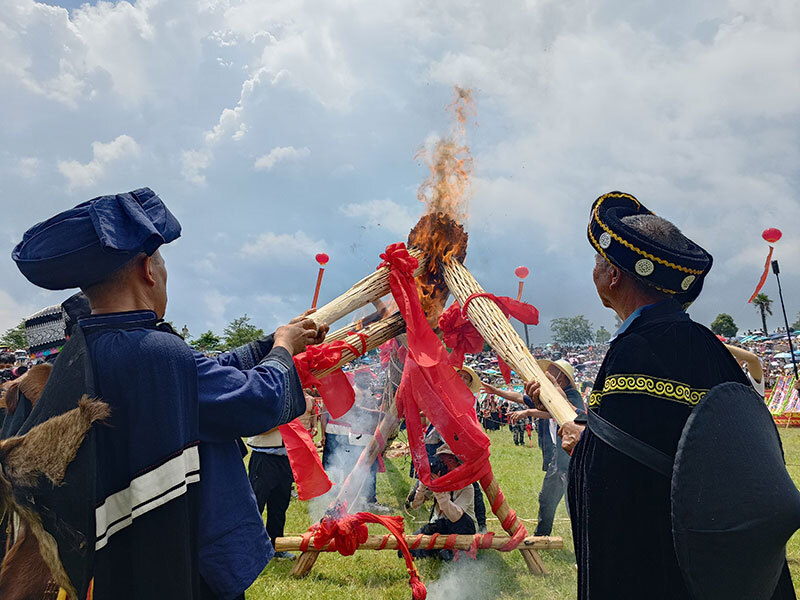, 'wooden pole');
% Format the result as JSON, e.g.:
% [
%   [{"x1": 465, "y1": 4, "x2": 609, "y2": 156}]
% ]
[
  {"x1": 441, "y1": 258, "x2": 577, "y2": 426},
  {"x1": 480, "y1": 469, "x2": 546, "y2": 574},
  {"x1": 308, "y1": 248, "x2": 426, "y2": 327},
  {"x1": 310, "y1": 313, "x2": 405, "y2": 378},
  {"x1": 277, "y1": 534, "x2": 563, "y2": 553}
]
